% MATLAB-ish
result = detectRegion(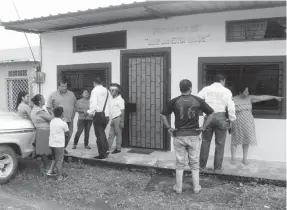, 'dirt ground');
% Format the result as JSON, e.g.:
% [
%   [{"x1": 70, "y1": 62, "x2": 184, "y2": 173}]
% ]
[{"x1": 0, "y1": 159, "x2": 285, "y2": 210}]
